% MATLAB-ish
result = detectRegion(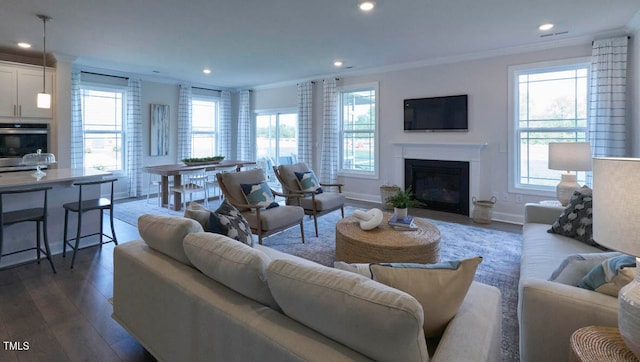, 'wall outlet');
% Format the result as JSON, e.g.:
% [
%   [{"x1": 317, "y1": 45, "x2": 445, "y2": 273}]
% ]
[
  {"x1": 492, "y1": 192, "x2": 499, "y2": 200},
  {"x1": 515, "y1": 194, "x2": 523, "y2": 204},
  {"x1": 502, "y1": 192, "x2": 509, "y2": 202}
]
